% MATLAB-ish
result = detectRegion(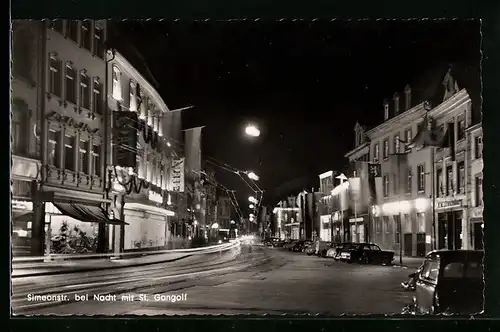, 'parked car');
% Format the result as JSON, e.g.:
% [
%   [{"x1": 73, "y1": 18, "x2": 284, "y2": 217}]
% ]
[
  {"x1": 292, "y1": 240, "x2": 313, "y2": 252},
  {"x1": 262, "y1": 237, "x2": 279, "y2": 247},
  {"x1": 328, "y1": 243, "x2": 355, "y2": 260},
  {"x1": 337, "y1": 243, "x2": 394, "y2": 265},
  {"x1": 414, "y1": 250, "x2": 484, "y2": 315}
]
